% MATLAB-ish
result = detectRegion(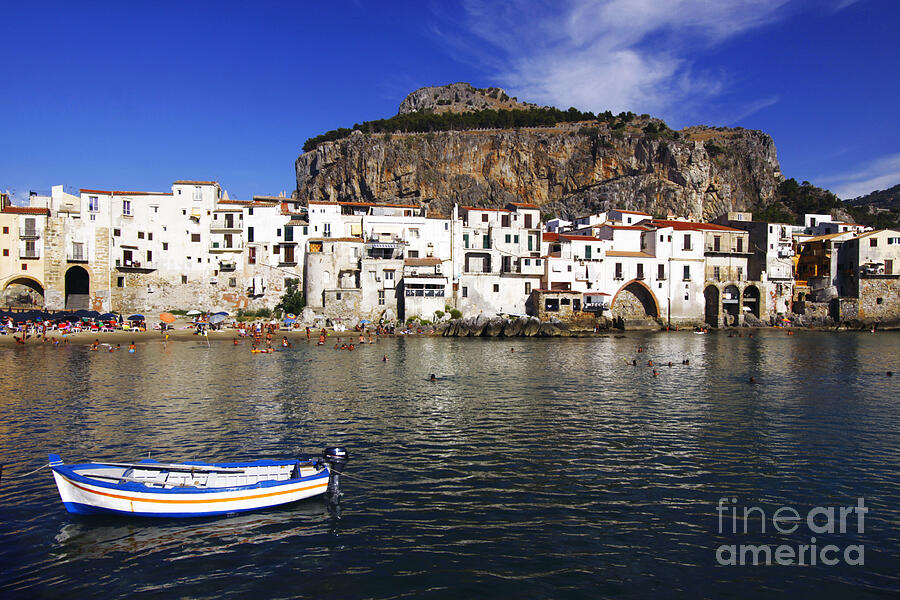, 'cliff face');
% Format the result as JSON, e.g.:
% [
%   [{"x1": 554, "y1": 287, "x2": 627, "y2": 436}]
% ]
[{"x1": 296, "y1": 87, "x2": 784, "y2": 219}]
